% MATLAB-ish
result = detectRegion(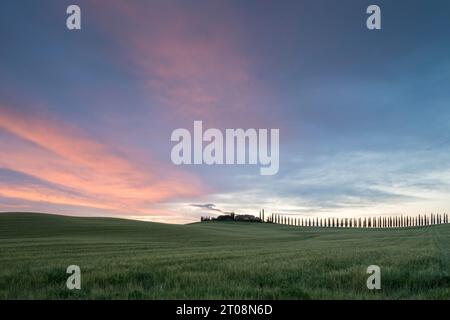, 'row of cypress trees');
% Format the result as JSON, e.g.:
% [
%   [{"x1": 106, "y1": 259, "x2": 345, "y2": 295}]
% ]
[{"x1": 266, "y1": 213, "x2": 449, "y2": 228}]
